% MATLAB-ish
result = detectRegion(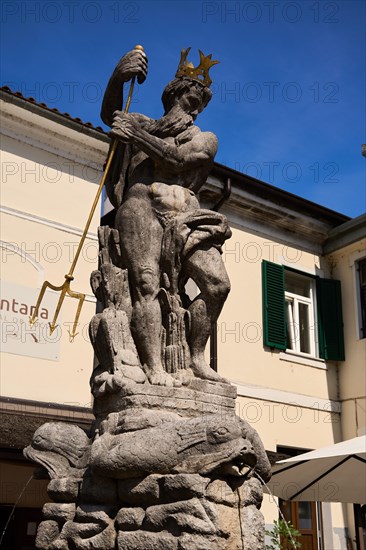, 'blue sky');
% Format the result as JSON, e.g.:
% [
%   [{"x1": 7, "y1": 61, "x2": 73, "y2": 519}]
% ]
[{"x1": 1, "y1": 0, "x2": 365, "y2": 217}]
